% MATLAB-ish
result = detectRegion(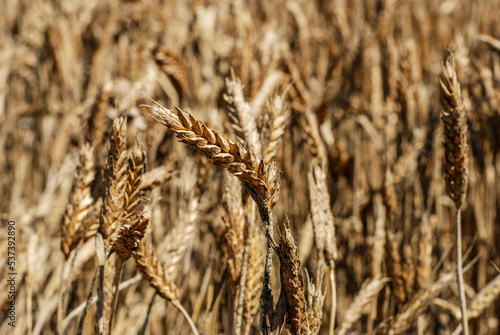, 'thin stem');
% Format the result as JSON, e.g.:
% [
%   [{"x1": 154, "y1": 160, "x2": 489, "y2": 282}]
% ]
[
  {"x1": 171, "y1": 300, "x2": 200, "y2": 335},
  {"x1": 108, "y1": 258, "x2": 124, "y2": 333},
  {"x1": 57, "y1": 247, "x2": 79, "y2": 326},
  {"x1": 58, "y1": 275, "x2": 142, "y2": 335},
  {"x1": 141, "y1": 292, "x2": 157, "y2": 335},
  {"x1": 76, "y1": 265, "x2": 101, "y2": 335},
  {"x1": 456, "y1": 206, "x2": 469, "y2": 335},
  {"x1": 329, "y1": 265, "x2": 337, "y2": 335},
  {"x1": 260, "y1": 241, "x2": 275, "y2": 334}
]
